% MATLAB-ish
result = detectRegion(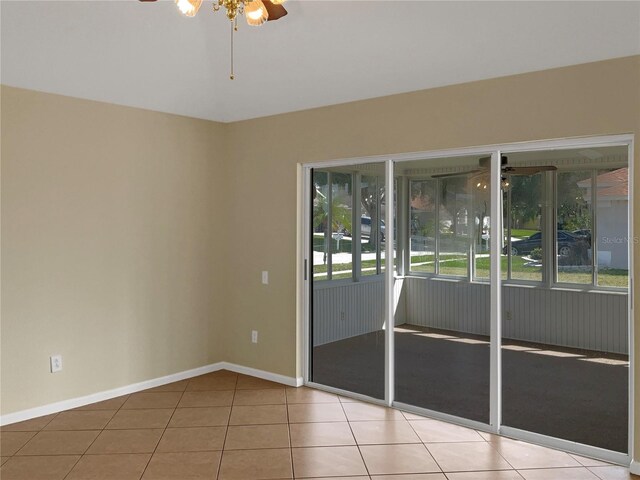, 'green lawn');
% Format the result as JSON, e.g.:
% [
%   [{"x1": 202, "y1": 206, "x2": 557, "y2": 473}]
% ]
[{"x1": 510, "y1": 229, "x2": 538, "y2": 239}]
